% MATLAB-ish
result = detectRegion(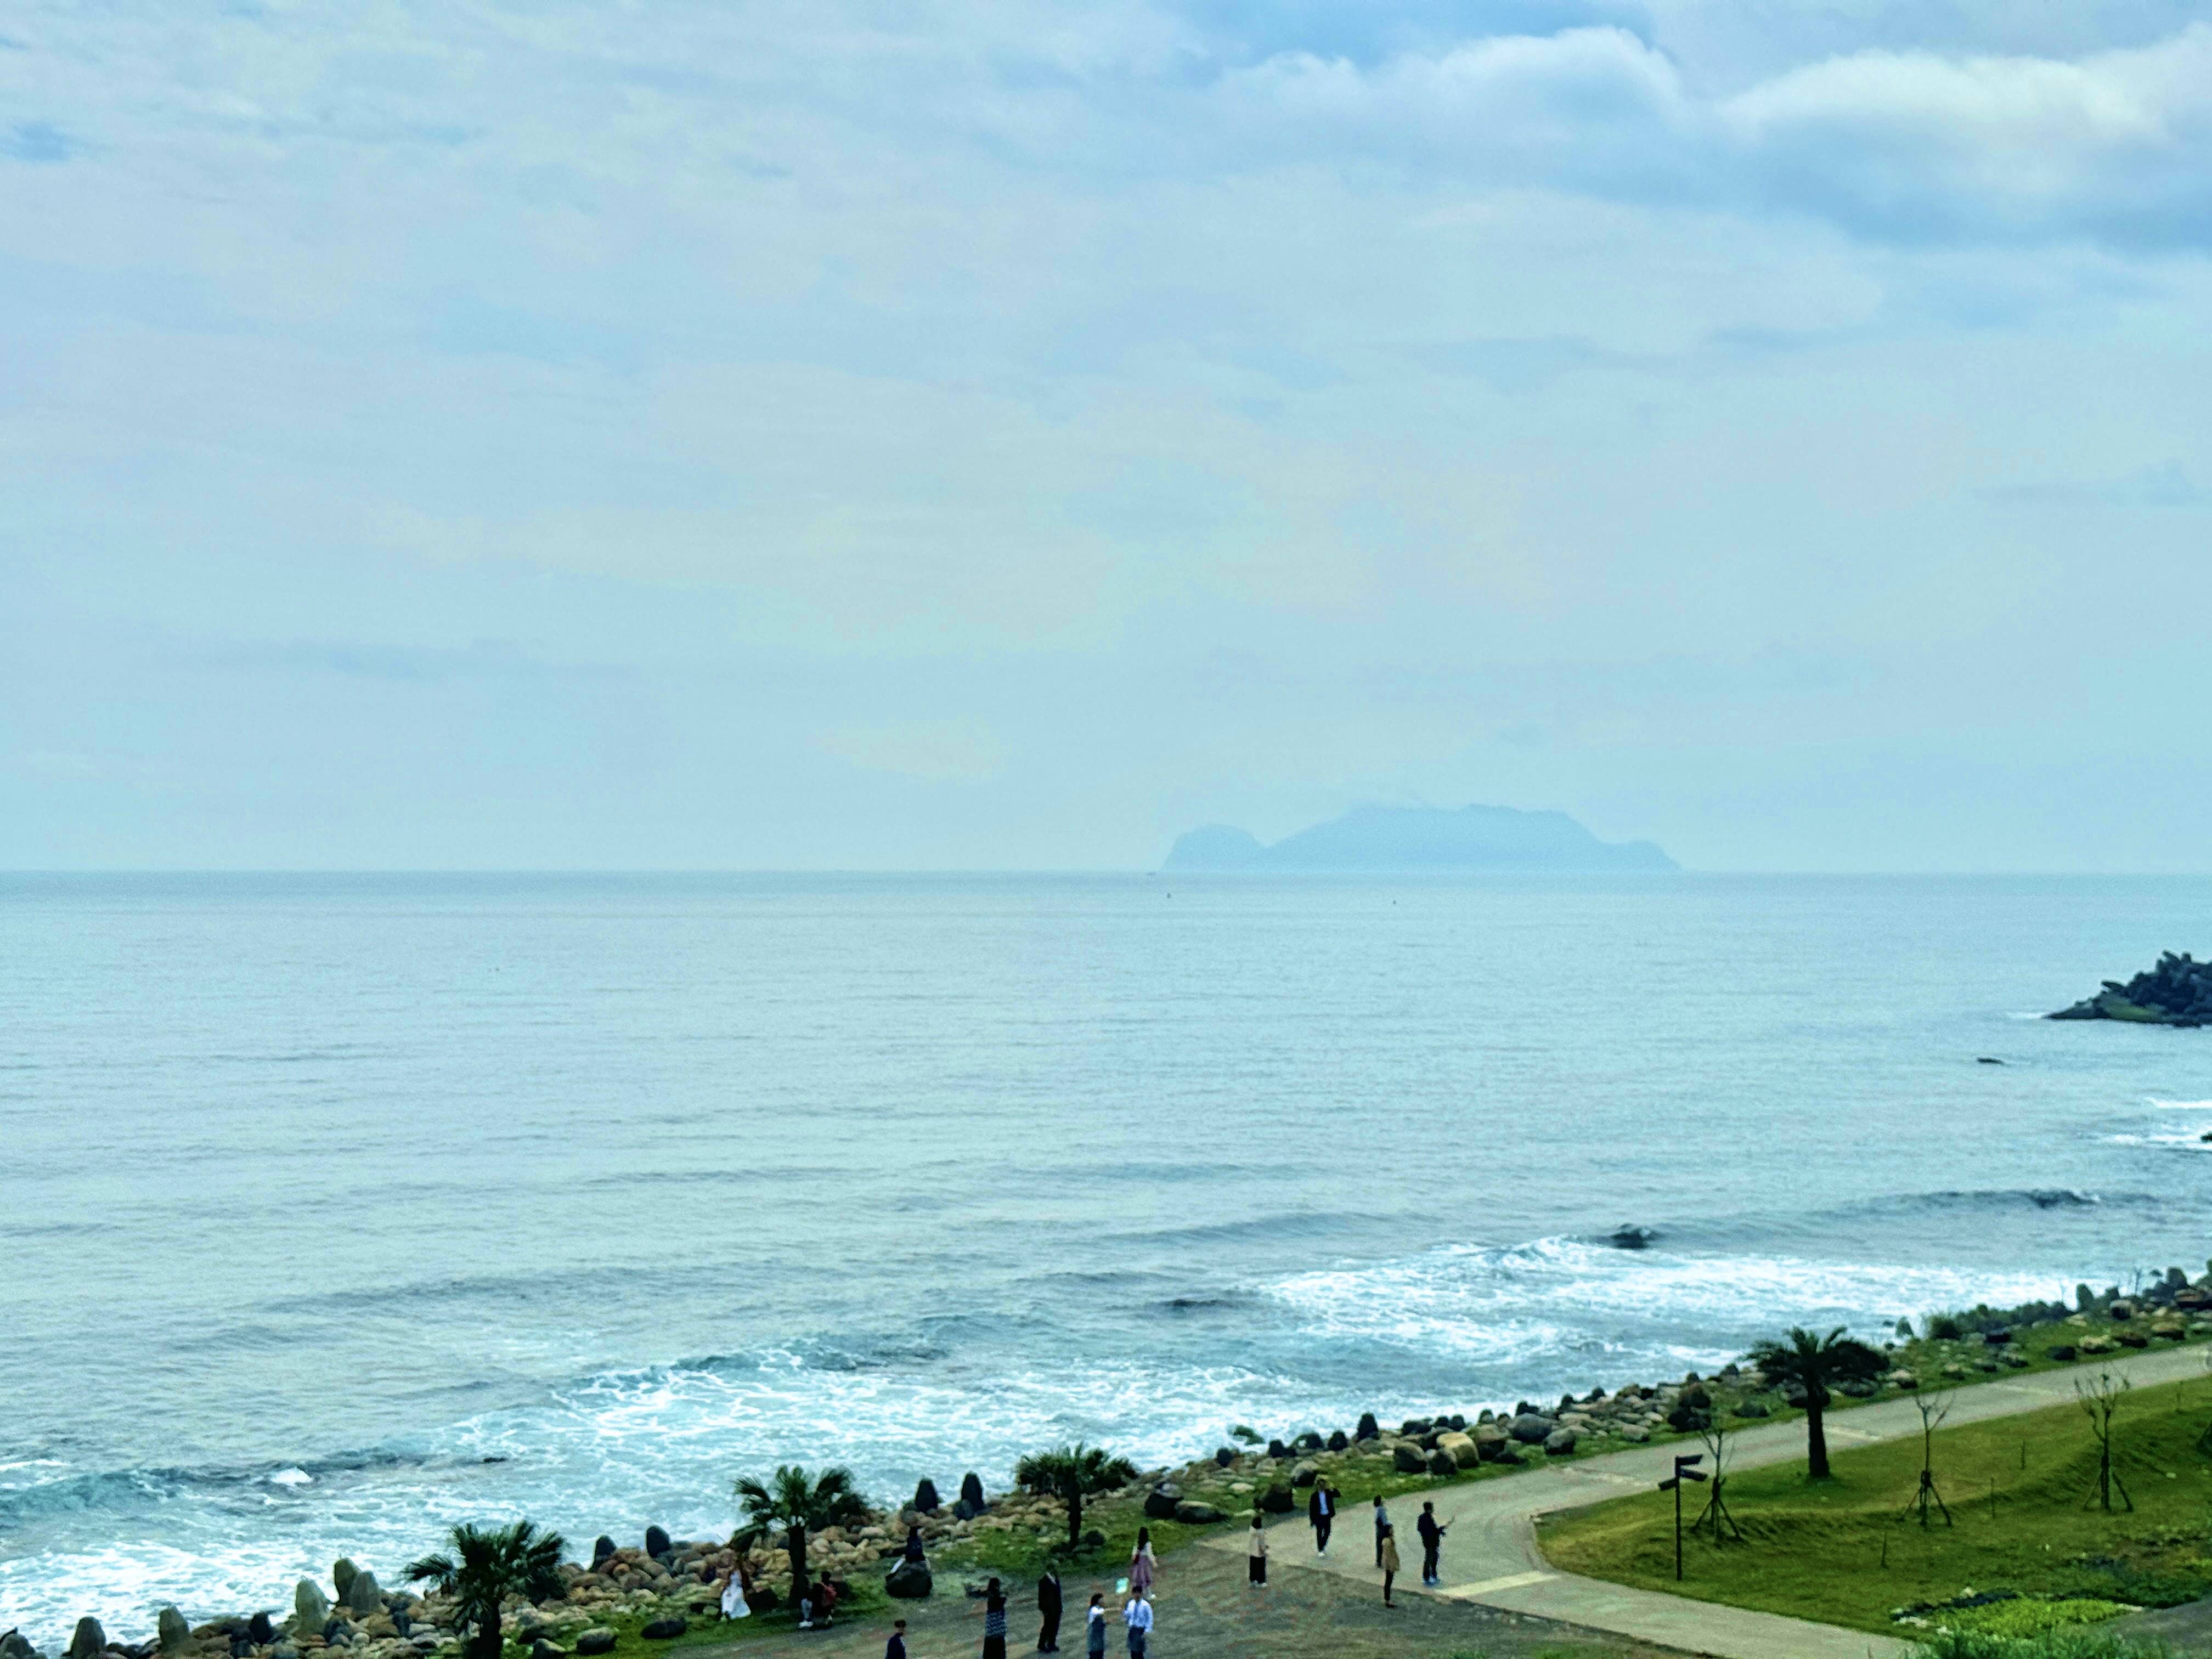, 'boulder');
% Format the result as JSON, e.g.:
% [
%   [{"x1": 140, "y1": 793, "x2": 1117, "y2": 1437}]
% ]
[
  {"x1": 1543, "y1": 1429, "x2": 1577, "y2": 1457},
  {"x1": 1355, "y1": 1412, "x2": 1379, "y2": 1441},
  {"x1": 1435, "y1": 1431, "x2": 1479, "y2": 1469},
  {"x1": 244, "y1": 1617, "x2": 275, "y2": 1649},
  {"x1": 1214, "y1": 1447, "x2": 1235, "y2": 1468},
  {"x1": 2119, "y1": 1330, "x2": 2150, "y2": 1348},
  {"x1": 2049, "y1": 1345, "x2": 2078, "y2": 1362},
  {"x1": 294, "y1": 1584, "x2": 331, "y2": 1637},
  {"x1": 591, "y1": 1537, "x2": 617, "y2": 1568},
  {"x1": 574, "y1": 1633, "x2": 616, "y2": 1656},
  {"x1": 639, "y1": 1621, "x2": 686, "y2": 1642},
  {"x1": 0, "y1": 1637, "x2": 42, "y2": 1659},
  {"x1": 1472, "y1": 1424, "x2": 1508, "y2": 1460},
  {"x1": 1325, "y1": 1430, "x2": 1348, "y2": 1452},
  {"x1": 1617, "y1": 1425, "x2": 1649, "y2": 1443},
  {"x1": 1984, "y1": 1328, "x2": 2012, "y2": 1346},
  {"x1": 343, "y1": 1573, "x2": 382, "y2": 1618},
  {"x1": 1289, "y1": 1461, "x2": 1319, "y2": 1488},
  {"x1": 2110, "y1": 1300, "x2": 2136, "y2": 1322},
  {"x1": 1173, "y1": 1501, "x2": 1224, "y2": 1525},
  {"x1": 1508, "y1": 1414, "x2": 1555, "y2": 1445},
  {"x1": 2154, "y1": 1322, "x2": 2187, "y2": 1341},
  {"x1": 912, "y1": 1479, "x2": 941, "y2": 1514},
  {"x1": 322, "y1": 1617, "x2": 352, "y2": 1644},
  {"x1": 1143, "y1": 1485, "x2": 1183, "y2": 1520},
  {"x1": 1266, "y1": 1440, "x2": 1290, "y2": 1460},
  {"x1": 1260, "y1": 1485, "x2": 1295, "y2": 1514},
  {"x1": 1391, "y1": 1445, "x2": 1427, "y2": 1474},
  {"x1": 67, "y1": 1623, "x2": 105, "y2": 1659},
  {"x1": 959, "y1": 1472, "x2": 986, "y2": 1511},
  {"x1": 884, "y1": 1559, "x2": 933, "y2": 1600},
  {"x1": 1425, "y1": 1449, "x2": 1456, "y2": 1476},
  {"x1": 1292, "y1": 1432, "x2": 1323, "y2": 1453},
  {"x1": 1730, "y1": 1402, "x2": 1770, "y2": 1419},
  {"x1": 645, "y1": 1526, "x2": 672, "y2": 1561},
  {"x1": 156, "y1": 1611, "x2": 193, "y2": 1655},
  {"x1": 331, "y1": 1562, "x2": 359, "y2": 1604},
  {"x1": 530, "y1": 1643, "x2": 564, "y2": 1659}
]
